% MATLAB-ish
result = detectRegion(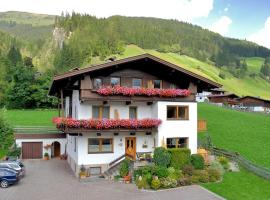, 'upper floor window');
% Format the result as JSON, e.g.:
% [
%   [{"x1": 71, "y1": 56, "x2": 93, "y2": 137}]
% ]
[
  {"x1": 132, "y1": 78, "x2": 142, "y2": 88},
  {"x1": 129, "y1": 107, "x2": 137, "y2": 119},
  {"x1": 154, "y1": 80, "x2": 162, "y2": 89},
  {"x1": 93, "y1": 78, "x2": 102, "y2": 89},
  {"x1": 110, "y1": 77, "x2": 120, "y2": 87},
  {"x1": 167, "y1": 105, "x2": 189, "y2": 120},
  {"x1": 92, "y1": 106, "x2": 110, "y2": 119}
]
